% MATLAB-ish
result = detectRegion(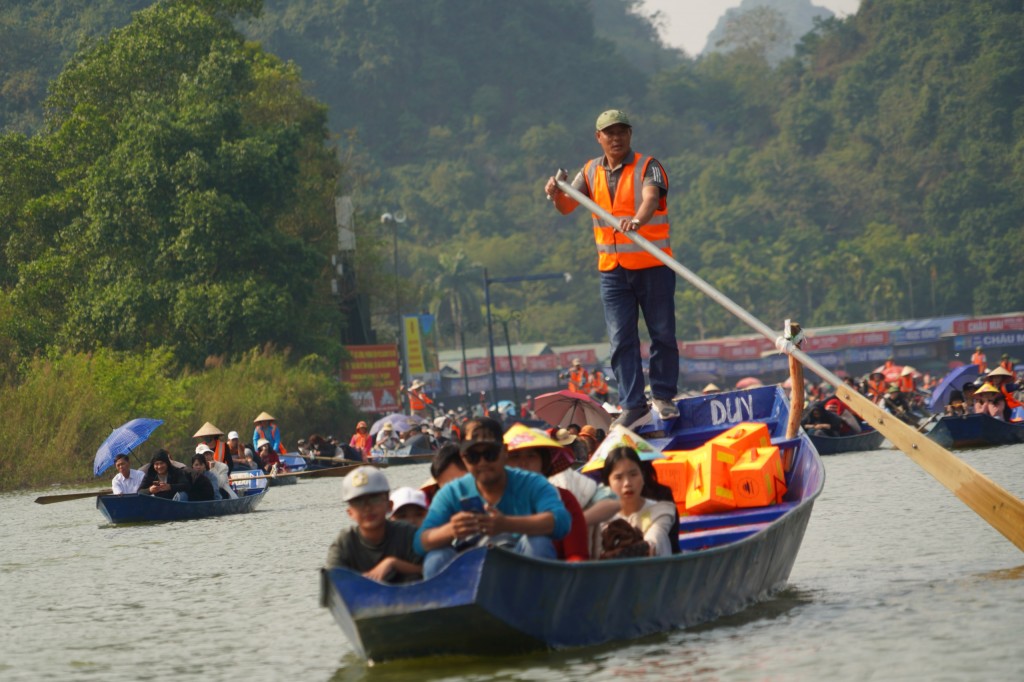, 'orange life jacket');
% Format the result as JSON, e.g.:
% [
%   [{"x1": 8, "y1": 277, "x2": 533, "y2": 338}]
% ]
[
  {"x1": 590, "y1": 372, "x2": 609, "y2": 395},
  {"x1": 999, "y1": 383, "x2": 1022, "y2": 410},
  {"x1": 1000, "y1": 359, "x2": 1014, "y2": 373},
  {"x1": 898, "y1": 375, "x2": 915, "y2": 393},
  {"x1": 867, "y1": 379, "x2": 886, "y2": 399},
  {"x1": 409, "y1": 389, "x2": 432, "y2": 411},
  {"x1": 584, "y1": 152, "x2": 671, "y2": 271},
  {"x1": 971, "y1": 352, "x2": 986, "y2": 372},
  {"x1": 568, "y1": 367, "x2": 590, "y2": 393}
]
